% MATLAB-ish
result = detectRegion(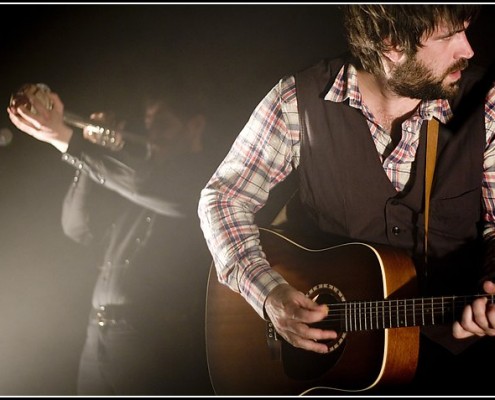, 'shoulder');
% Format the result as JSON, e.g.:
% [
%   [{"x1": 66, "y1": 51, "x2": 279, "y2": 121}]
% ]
[
  {"x1": 276, "y1": 75, "x2": 297, "y2": 104},
  {"x1": 268, "y1": 55, "x2": 351, "y2": 109},
  {"x1": 295, "y1": 54, "x2": 350, "y2": 80}
]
